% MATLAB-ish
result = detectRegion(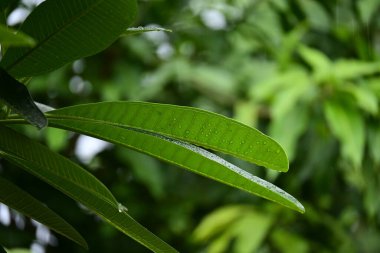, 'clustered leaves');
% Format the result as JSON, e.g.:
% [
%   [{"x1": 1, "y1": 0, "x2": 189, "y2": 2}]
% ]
[{"x1": 0, "y1": 0, "x2": 303, "y2": 252}]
